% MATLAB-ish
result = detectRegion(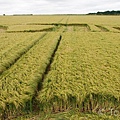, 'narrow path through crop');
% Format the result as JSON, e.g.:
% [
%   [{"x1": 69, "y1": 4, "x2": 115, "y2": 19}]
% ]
[
  {"x1": 0, "y1": 33, "x2": 46, "y2": 75},
  {"x1": 95, "y1": 25, "x2": 109, "y2": 32},
  {"x1": 32, "y1": 35, "x2": 62, "y2": 112},
  {"x1": 38, "y1": 35, "x2": 62, "y2": 91}
]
